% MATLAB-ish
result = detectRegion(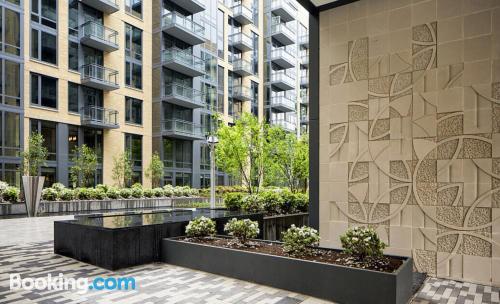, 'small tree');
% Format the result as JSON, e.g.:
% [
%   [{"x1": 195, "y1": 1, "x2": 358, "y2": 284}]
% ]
[
  {"x1": 69, "y1": 145, "x2": 98, "y2": 188},
  {"x1": 112, "y1": 150, "x2": 133, "y2": 188},
  {"x1": 21, "y1": 132, "x2": 48, "y2": 176},
  {"x1": 145, "y1": 152, "x2": 164, "y2": 188}
]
